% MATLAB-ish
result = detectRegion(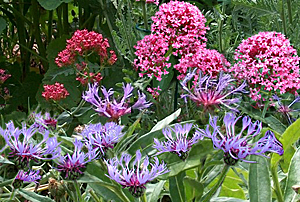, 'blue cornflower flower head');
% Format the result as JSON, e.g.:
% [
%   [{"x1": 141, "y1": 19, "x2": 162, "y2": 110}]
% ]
[
  {"x1": 12, "y1": 170, "x2": 41, "y2": 189},
  {"x1": 153, "y1": 123, "x2": 203, "y2": 160},
  {"x1": 56, "y1": 139, "x2": 98, "y2": 180},
  {"x1": 105, "y1": 150, "x2": 169, "y2": 198},
  {"x1": 0, "y1": 121, "x2": 61, "y2": 168},
  {"x1": 82, "y1": 83, "x2": 151, "y2": 121},
  {"x1": 180, "y1": 70, "x2": 247, "y2": 113},
  {"x1": 197, "y1": 113, "x2": 284, "y2": 165},
  {"x1": 80, "y1": 122, "x2": 124, "y2": 157},
  {"x1": 272, "y1": 95, "x2": 300, "y2": 125},
  {"x1": 29, "y1": 112, "x2": 57, "y2": 132}
]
